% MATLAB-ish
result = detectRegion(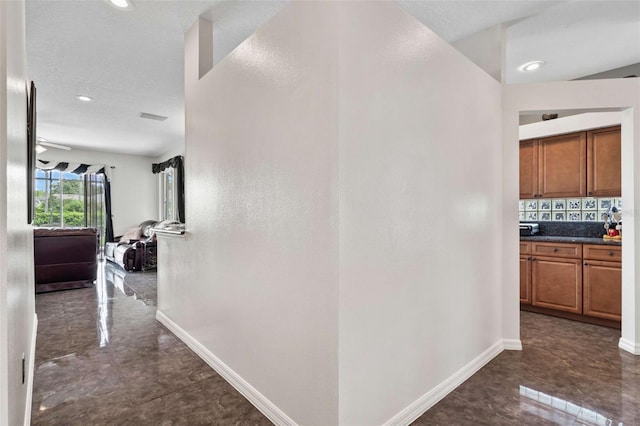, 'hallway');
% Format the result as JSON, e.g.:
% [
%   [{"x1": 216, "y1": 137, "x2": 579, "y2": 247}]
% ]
[
  {"x1": 31, "y1": 260, "x2": 270, "y2": 425},
  {"x1": 32, "y1": 260, "x2": 640, "y2": 425}
]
